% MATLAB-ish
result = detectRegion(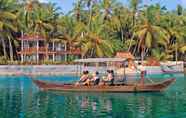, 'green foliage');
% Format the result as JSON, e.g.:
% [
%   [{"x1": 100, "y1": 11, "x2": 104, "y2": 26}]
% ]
[
  {"x1": 180, "y1": 46, "x2": 186, "y2": 53},
  {"x1": 0, "y1": 56, "x2": 8, "y2": 65},
  {"x1": 0, "y1": 0, "x2": 185, "y2": 63},
  {"x1": 152, "y1": 49, "x2": 173, "y2": 61}
]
